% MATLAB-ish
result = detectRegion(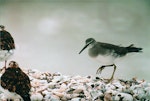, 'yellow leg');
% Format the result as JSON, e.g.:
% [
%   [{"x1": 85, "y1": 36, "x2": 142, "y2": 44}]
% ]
[
  {"x1": 96, "y1": 64, "x2": 114, "y2": 74},
  {"x1": 96, "y1": 64, "x2": 117, "y2": 83},
  {"x1": 96, "y1": 66, "x2": 105, "y2": 74},
  {"x1": 107, "y1": 64, "x2": 116, "y2": 82}
]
